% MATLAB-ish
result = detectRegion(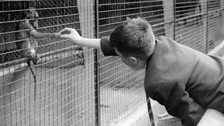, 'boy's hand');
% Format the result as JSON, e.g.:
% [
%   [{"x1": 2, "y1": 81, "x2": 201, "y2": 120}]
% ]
[
  {"x1": 58, "y1": 27, "x2": 101, "y2": 49},
  {"x1": 58, "y1": 28, "x2": 82, "y2": 44}
]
